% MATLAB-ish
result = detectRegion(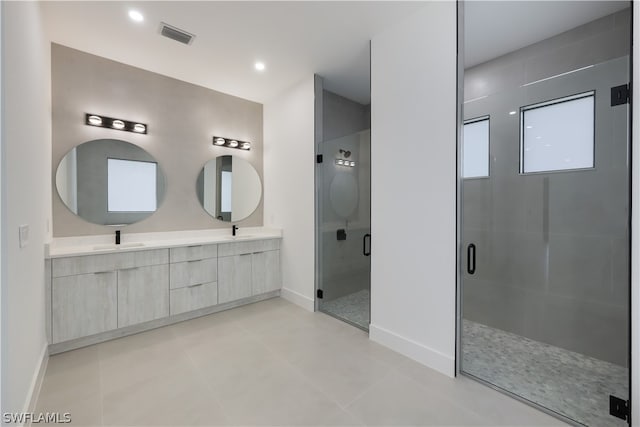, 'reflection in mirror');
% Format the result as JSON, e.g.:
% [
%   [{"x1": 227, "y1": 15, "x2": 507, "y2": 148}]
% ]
[
  {"x1": 196, "y1": 155, "x2": 262, "y2": 222},
  {"x1": 56, "y1": 139, "x2": 166, "y2": 226}
]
